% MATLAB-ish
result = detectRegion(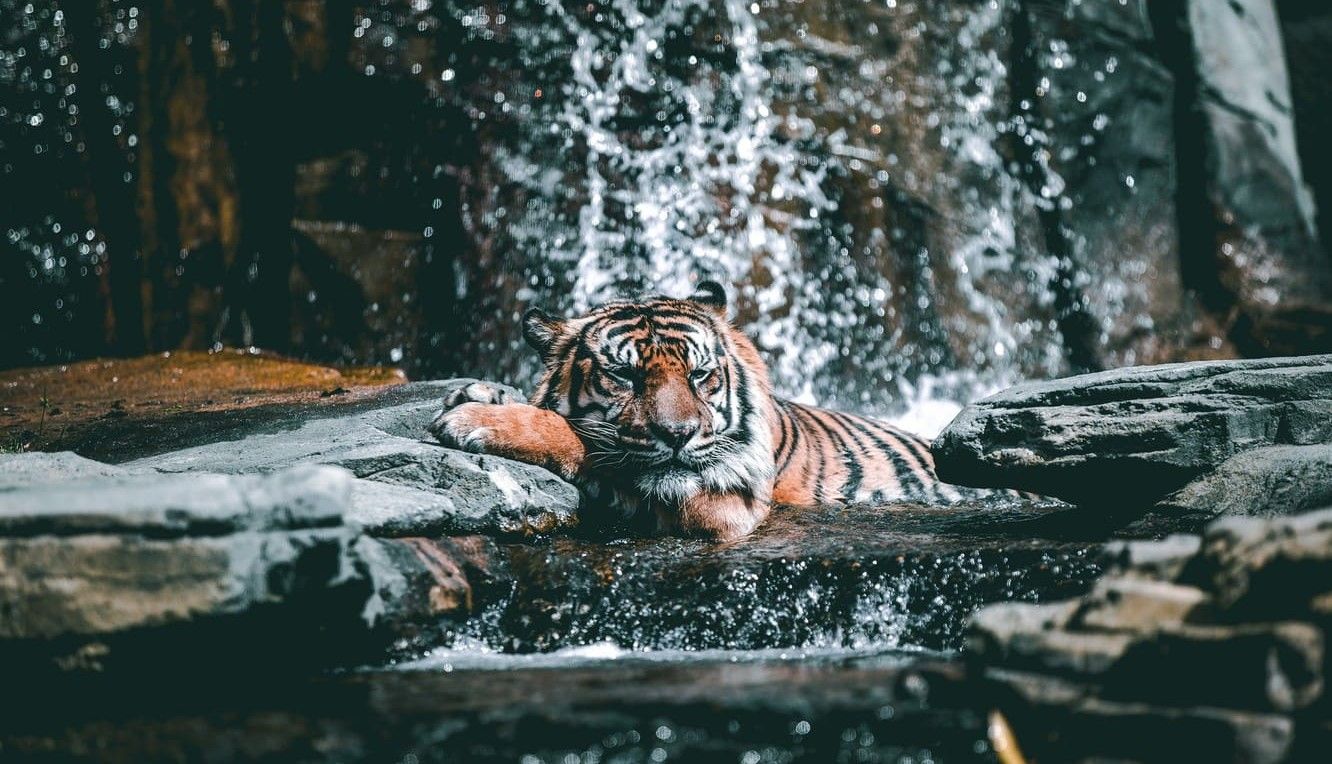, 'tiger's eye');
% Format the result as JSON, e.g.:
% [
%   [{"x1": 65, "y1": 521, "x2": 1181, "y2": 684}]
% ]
[{"x1": 604, "y1": 364, "x2": 636, "y2": 385}]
